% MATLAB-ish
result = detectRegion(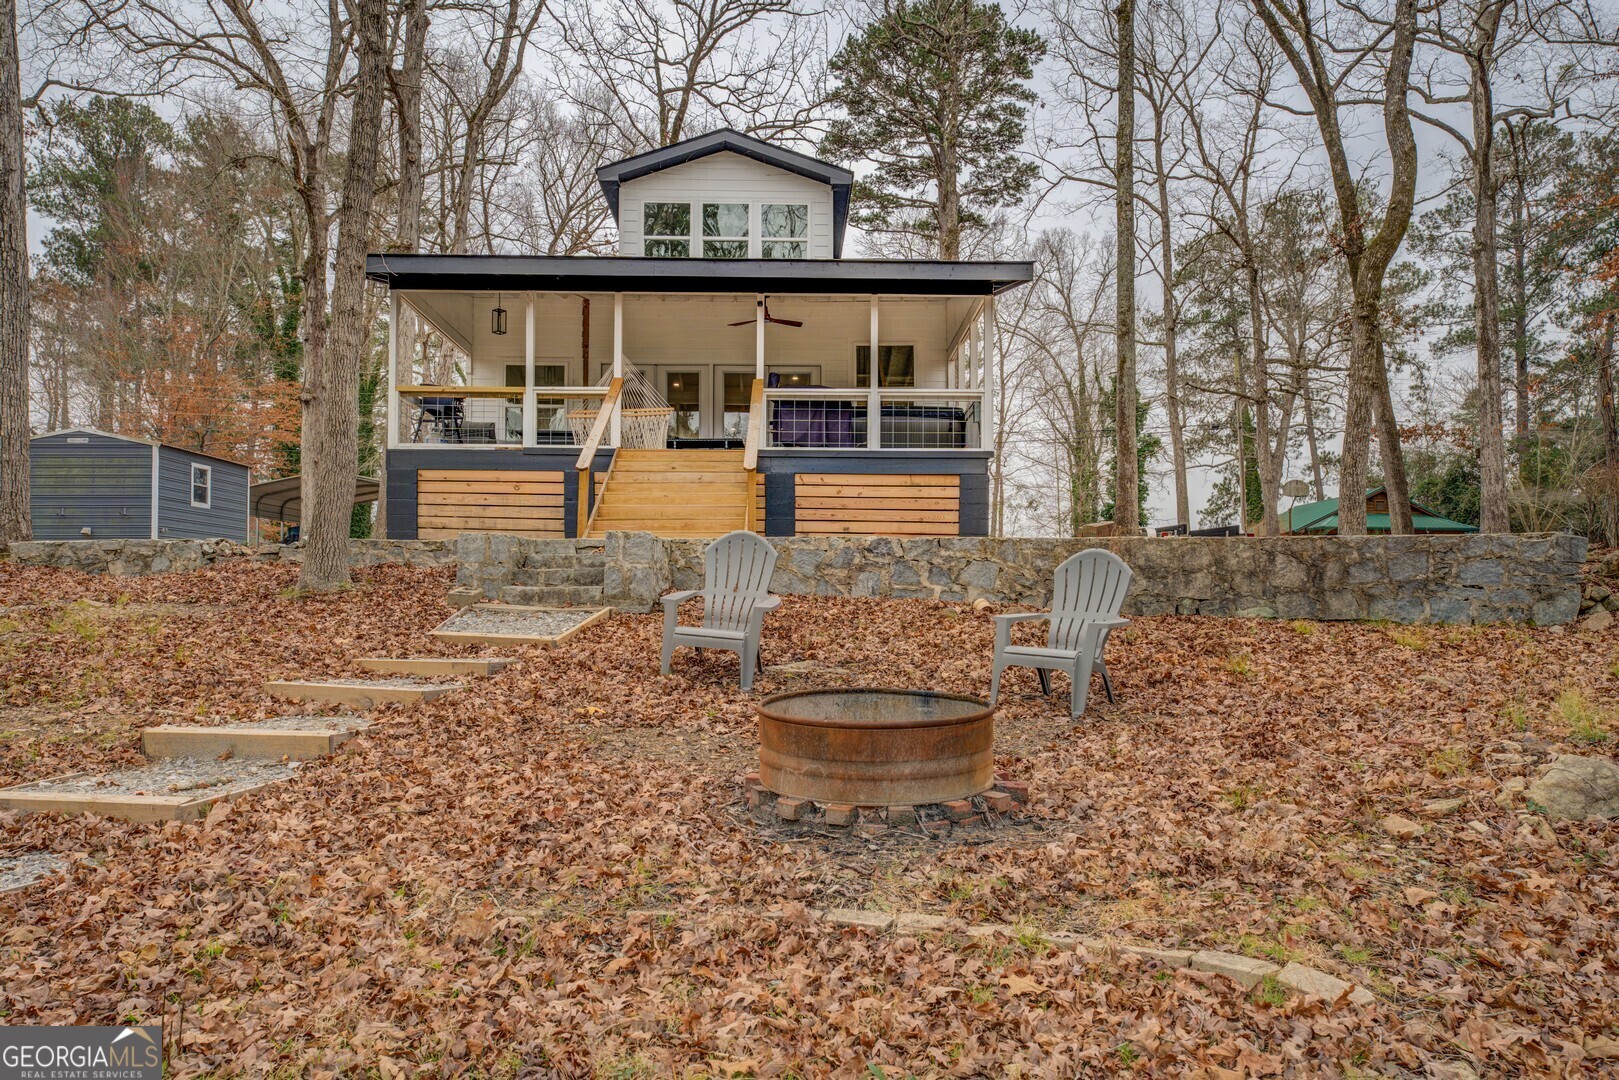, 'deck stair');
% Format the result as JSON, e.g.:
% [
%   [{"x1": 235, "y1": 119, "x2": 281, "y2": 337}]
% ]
[
  {"x1": 585, "y1": 449, "x2": 752, "y2": 539},
  {"x1": 498, "y1": 537, "x2": 606, "y2": 606}
]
